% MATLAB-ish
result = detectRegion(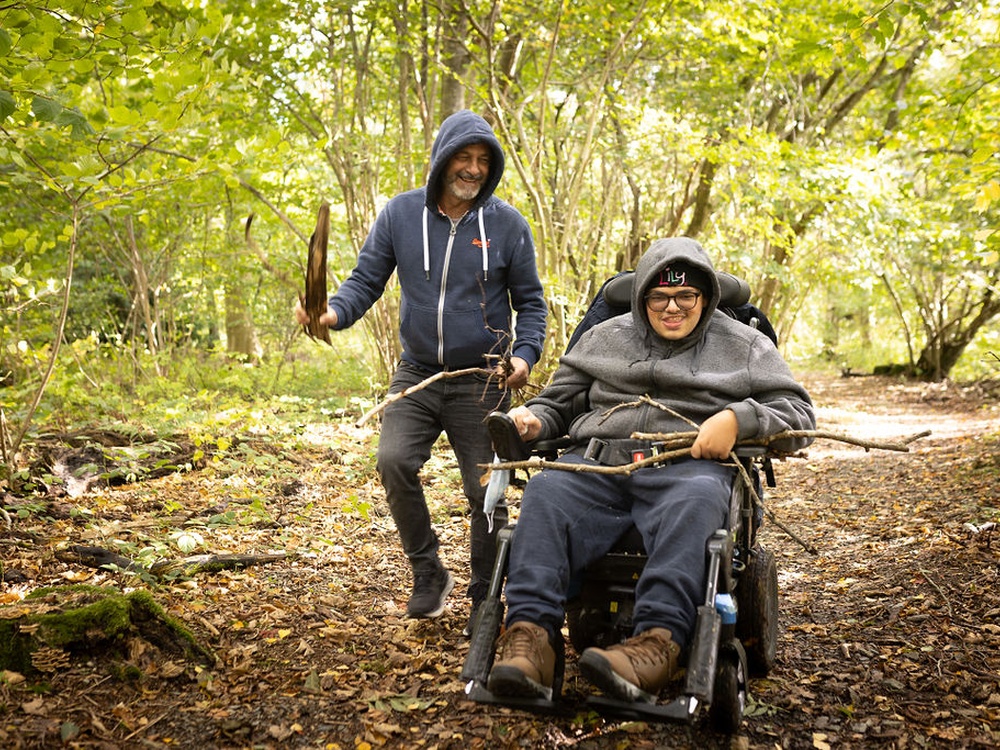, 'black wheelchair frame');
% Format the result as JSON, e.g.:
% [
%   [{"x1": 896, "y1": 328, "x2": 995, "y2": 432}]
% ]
[
  {"x1": 461, "y1": 434, "x2": 780, "y2": 732},
  {"x1": 460, "y1": 270, "x2": 784, "y2": 733}
]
